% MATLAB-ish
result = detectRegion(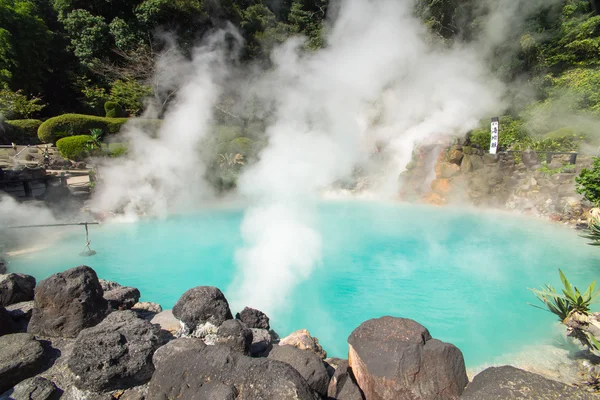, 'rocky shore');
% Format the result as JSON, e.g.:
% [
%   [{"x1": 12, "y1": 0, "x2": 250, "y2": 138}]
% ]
[{"x1": 1, "y1": 266, "x2": 598, "y2": 399}]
